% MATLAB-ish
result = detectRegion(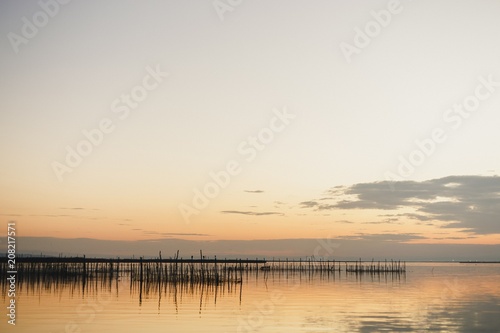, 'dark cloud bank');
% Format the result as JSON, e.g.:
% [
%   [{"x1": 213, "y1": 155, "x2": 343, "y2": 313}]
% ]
[
  {"x1": 302, "y1": 175, "x2": 500, "y2": 235},
  {"x1": 16, "y1": 236, "x2": 500, "y2": 261}
]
